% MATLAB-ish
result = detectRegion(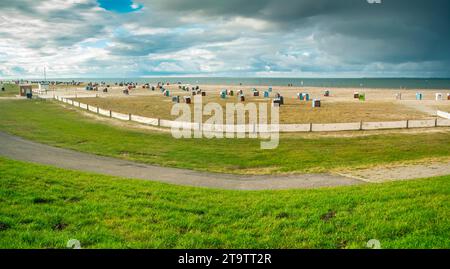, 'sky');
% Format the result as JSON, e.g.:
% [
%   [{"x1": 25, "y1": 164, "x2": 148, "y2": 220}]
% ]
[{"x1": 0, "y1": 0, "x2": 449, "y2": 79}]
